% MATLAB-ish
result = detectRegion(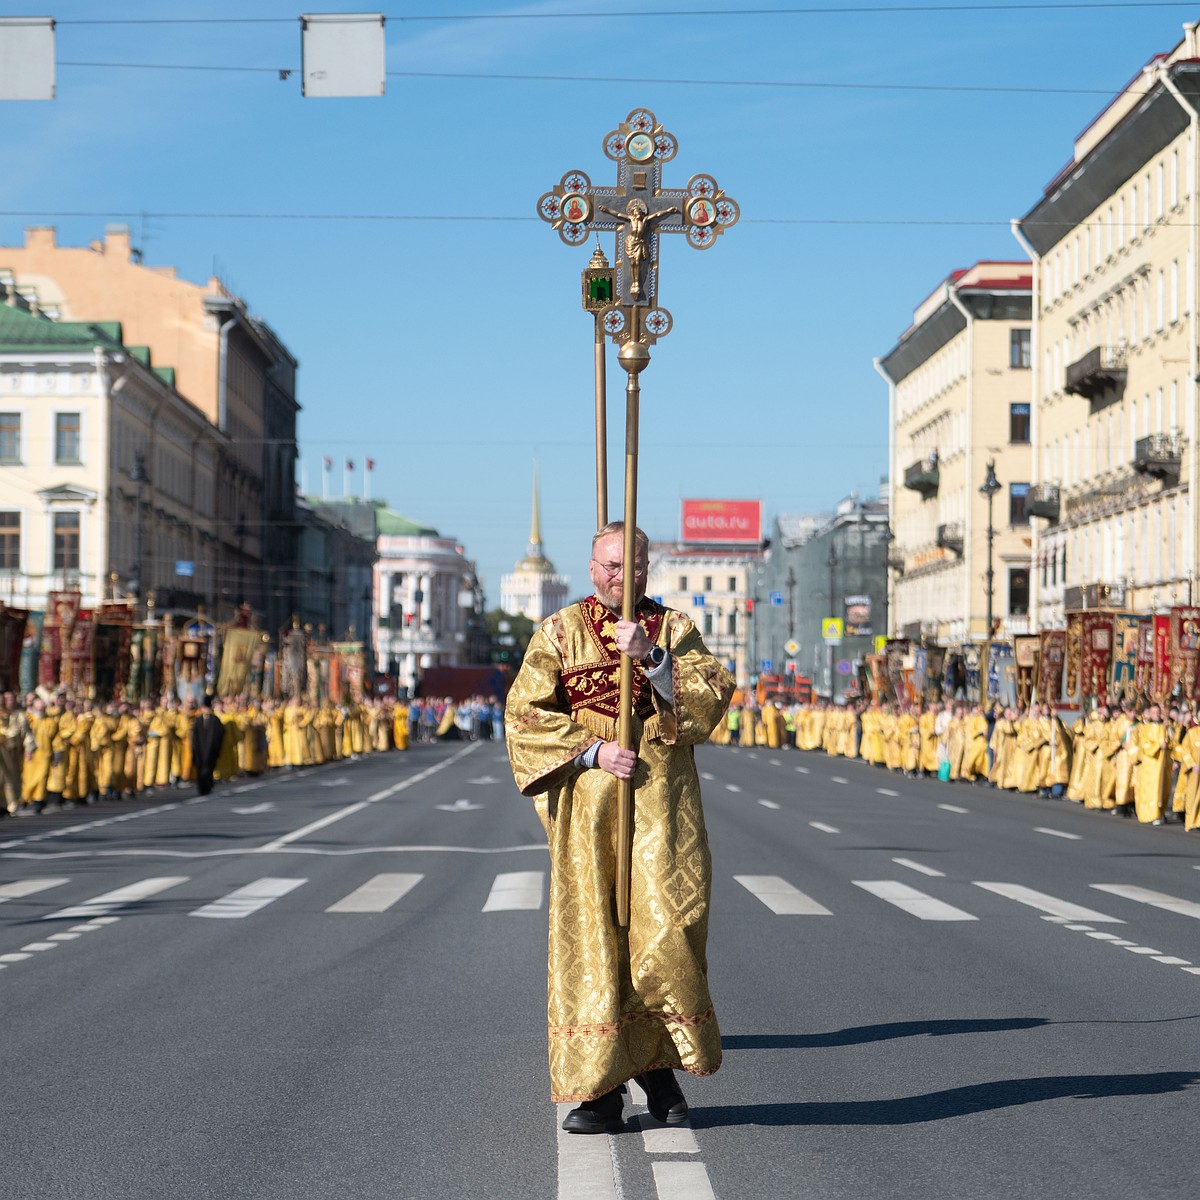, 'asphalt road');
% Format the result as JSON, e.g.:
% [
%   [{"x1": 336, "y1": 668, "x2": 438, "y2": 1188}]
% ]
[{"x1": 1, "y1": 741, "x2": 1197, "y2": 1200}]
